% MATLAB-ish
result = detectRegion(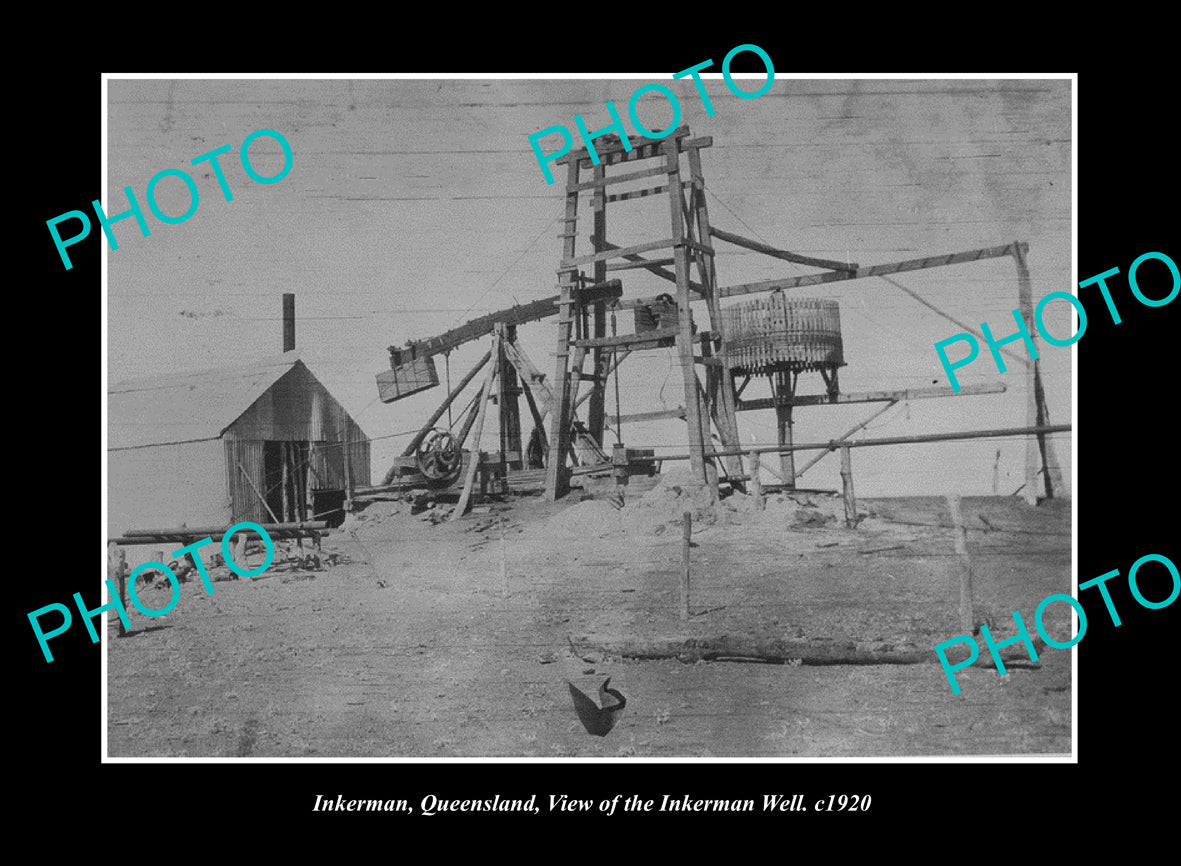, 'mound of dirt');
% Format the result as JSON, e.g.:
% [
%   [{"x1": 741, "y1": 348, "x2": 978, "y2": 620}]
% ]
[
  {"x1": 526, "y1": 498, "x2": 624, "y2": 538},
  {"x1": 618, "y1": 466, "x2": 722, "y2": 534}
]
